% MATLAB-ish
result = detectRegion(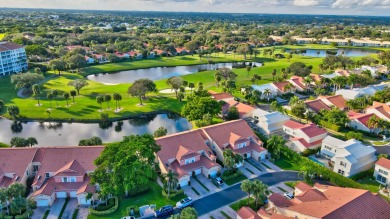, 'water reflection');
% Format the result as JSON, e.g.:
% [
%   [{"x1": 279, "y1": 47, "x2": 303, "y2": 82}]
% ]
[{"x1": 0, "y1": 113, "x2": 192, "y2": 146}]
